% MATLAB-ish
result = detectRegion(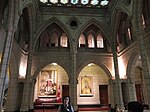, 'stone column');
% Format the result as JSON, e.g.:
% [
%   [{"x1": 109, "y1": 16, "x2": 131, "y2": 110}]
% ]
[
  {"x1": 126, "y1": 78, "x2": 137, "y2": 101},
  {"x1": 5, "y1": 75, "x2": 18, "y2": 111},
  {"x1": 111, "y1": 41, "x2": 124, "y2": 110},
  {"x1": 69, "y1": 49, "x2": 78, "y2": 111},
  {"x1": 20, "y1": 27, "x2": 33, "y2": 112},
  {"x1": 108, "y1": 79, "x2": 115, "y2": 108},
  {"x1": 20, "y1": 53, "x2": 33, "y2": 112},
  {"x1": 29, "y1": 78, "x2": 36, "y2": 111},
  {"x1": 136, "y1": 29, "x2": 150, "y2": 106},
  {"x1": 0, "y1": 0, "x2": 15, "y2": 111}
]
